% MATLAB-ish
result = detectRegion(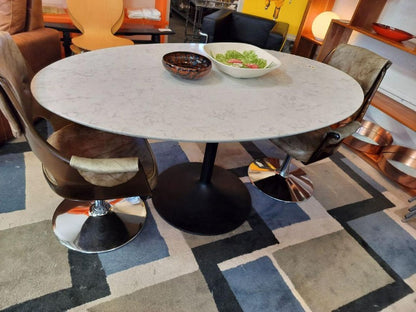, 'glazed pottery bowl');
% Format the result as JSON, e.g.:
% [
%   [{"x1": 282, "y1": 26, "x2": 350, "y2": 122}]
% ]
[
  {"x1": 372, "y1": 23, "x2": 414, "y2": 42},
  {"x1": 162, "y1": 51, "x2": 211, "y2": 80}
]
